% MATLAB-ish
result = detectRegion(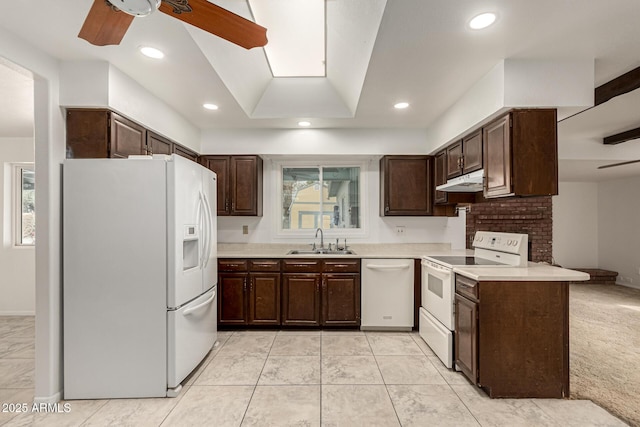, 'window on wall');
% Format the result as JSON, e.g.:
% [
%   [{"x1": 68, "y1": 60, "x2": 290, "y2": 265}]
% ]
[
  {"x1": 280, "y1": 164, "x2": 363, "y2": 233},
  {"x1": 15, "y1": 164, "x2": 35, "y2": 246}
]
